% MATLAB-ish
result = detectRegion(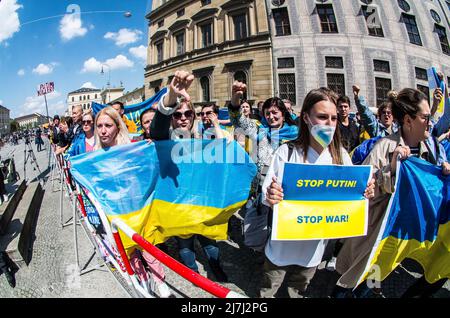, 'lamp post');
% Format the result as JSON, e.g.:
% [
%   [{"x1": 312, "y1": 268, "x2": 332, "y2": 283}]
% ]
[{"x1": 100, "y1": 63, "x2": 111, "y2": 103}]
